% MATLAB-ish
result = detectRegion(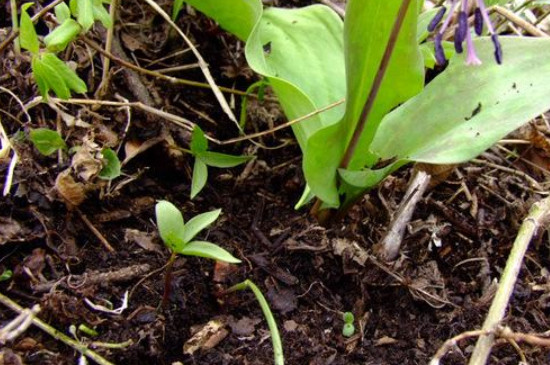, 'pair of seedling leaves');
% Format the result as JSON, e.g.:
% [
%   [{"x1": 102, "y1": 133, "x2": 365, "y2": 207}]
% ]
[
  {"x1": 189, "y1": 126, "x2": 252, "y2": 199},
  {"x1": 155, "y1": 200, "x2": 240, "y2": 263},
  {"x1": 20, "y1": 0, "x2": 111, "y2": 100},
  {"x1": 182, "y1": 0, "x2": 550, "y2": 209}
]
